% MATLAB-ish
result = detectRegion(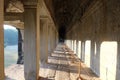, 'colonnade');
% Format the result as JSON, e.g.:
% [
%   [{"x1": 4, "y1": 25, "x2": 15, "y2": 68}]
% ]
[
  {"x1": 0, "y1": 0, "x2": 59, "y2": 80},
  {"x1": 65, "y1": 0, "x2": 120, "y2": 80},
  {"x1": 40, "y1": 18, "x2": 58, "y2": 63},
  {"x1": 22, "y1": 5, "x2": 59, "y2": 80}
]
